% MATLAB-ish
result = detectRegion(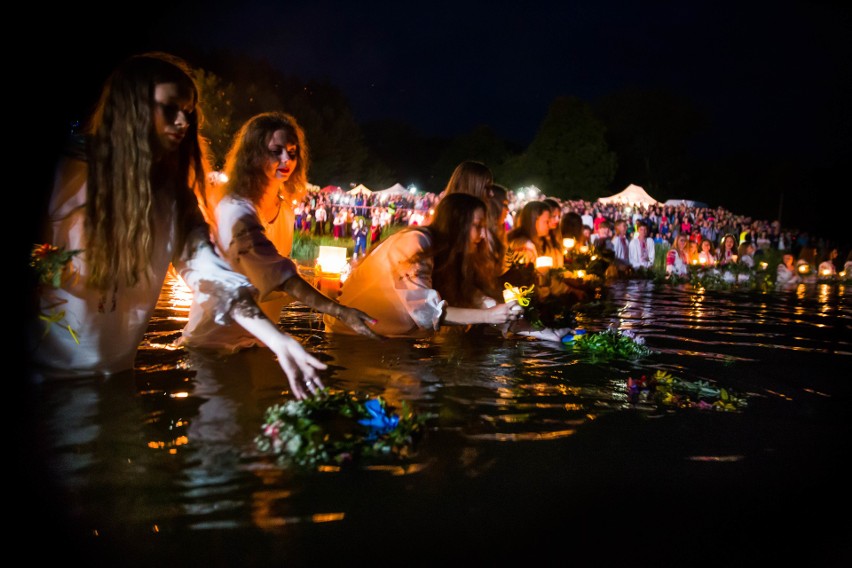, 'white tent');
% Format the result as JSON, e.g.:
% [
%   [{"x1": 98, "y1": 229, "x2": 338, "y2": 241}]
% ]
[
  {"x1": 373, "y1": 182, "x2": 408, "y2": 199},
  {"x1": 597, "y1": 184, "x2": 659, "y2": 206},
  {"x1": 347, "y1": 183, "x2": 372, "y2": 196}
]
